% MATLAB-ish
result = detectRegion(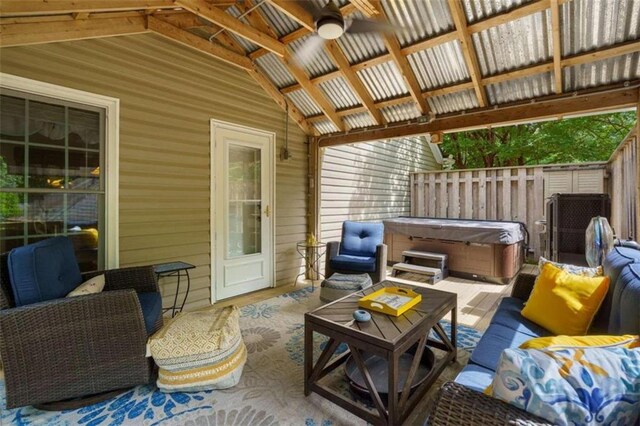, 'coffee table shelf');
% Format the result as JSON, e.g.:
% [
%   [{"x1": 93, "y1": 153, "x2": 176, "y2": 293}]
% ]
[{"x1": 304, "y1": 280, "x2": 457, "y2": 426}]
